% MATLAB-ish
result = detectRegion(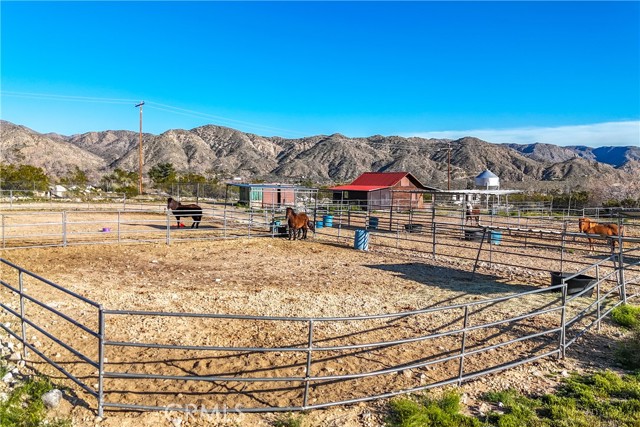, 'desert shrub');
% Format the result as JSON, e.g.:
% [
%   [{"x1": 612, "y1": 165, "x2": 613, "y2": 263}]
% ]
[{"x1": 611, "y1": 304, "x2": 640, "y2": 330}]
